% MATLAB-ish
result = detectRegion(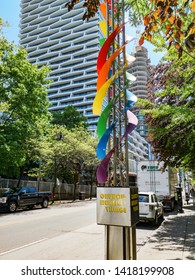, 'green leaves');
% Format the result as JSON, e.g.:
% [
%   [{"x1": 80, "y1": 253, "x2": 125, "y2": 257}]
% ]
[
  {"x1": 0, "y1": 39, "x2": 51, "y2": 176},
  {"x1": 0, "y1": 39, "x2": 98, "y2": 181},
  {"x1": 140, "y1": 50, "x2": 195, "y2": 172},
  {"x1": 51, "y1": 105, "x2": 88, "y2": 130},
  {"x1": 37, "y1": 126, "x2": 99, "y2": 184}
]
